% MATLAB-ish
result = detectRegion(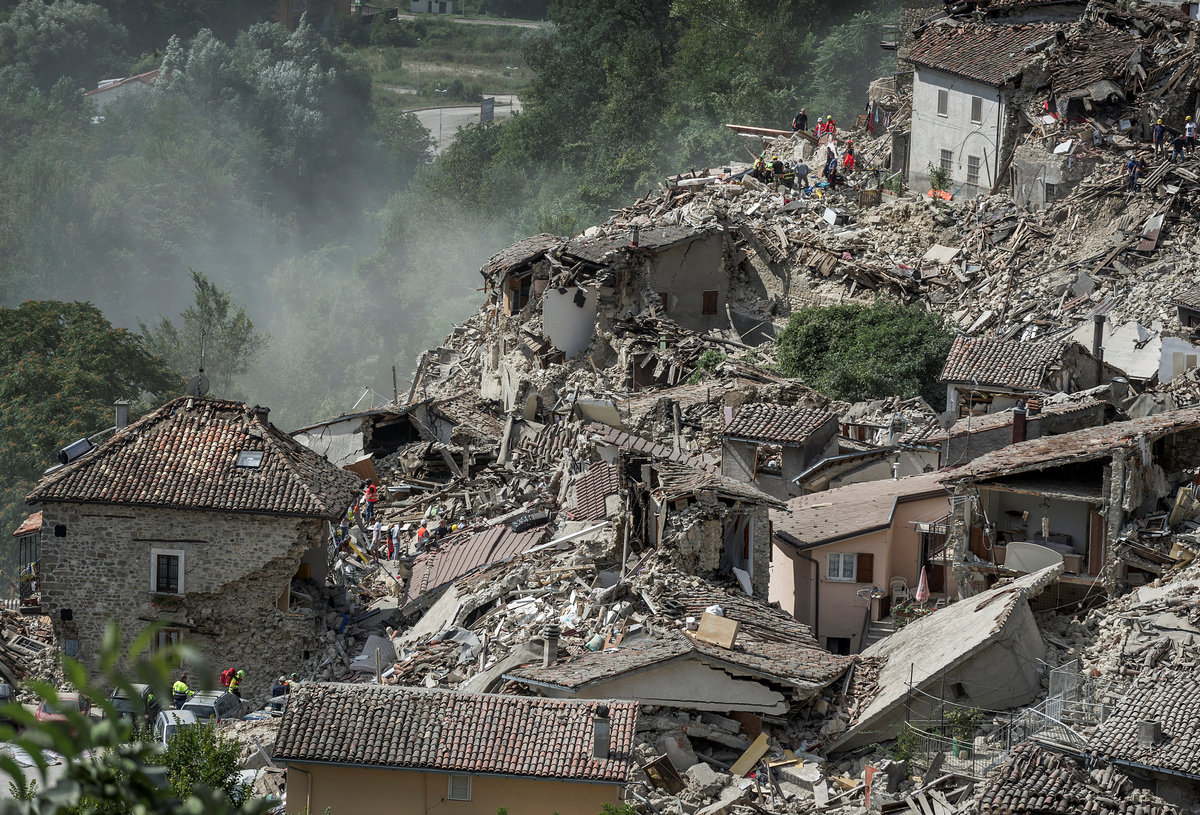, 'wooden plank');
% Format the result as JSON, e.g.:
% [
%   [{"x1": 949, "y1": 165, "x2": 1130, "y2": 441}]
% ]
[
  {"x1": 729, "y1": 732, "x2": 770, "y2": 777},
  {"x1": 695, "y1": 612, "x2": 740, "y2": 649}
]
